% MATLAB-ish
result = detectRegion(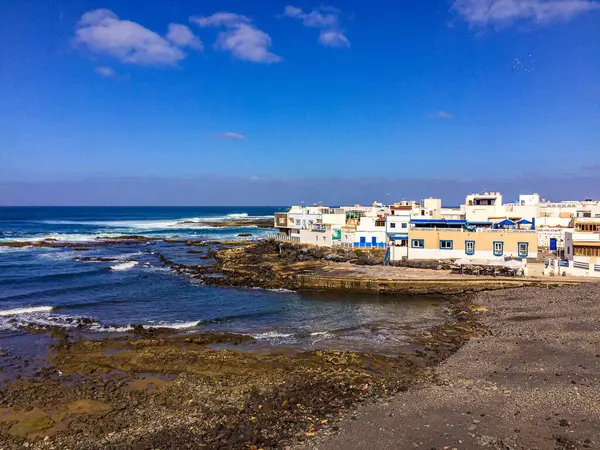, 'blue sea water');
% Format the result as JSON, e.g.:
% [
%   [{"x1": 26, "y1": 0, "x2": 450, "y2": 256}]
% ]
[{"x1": 0, "y1": 207, "x2": 444, "y2": 357}]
